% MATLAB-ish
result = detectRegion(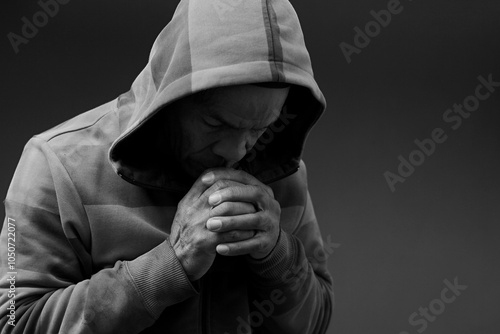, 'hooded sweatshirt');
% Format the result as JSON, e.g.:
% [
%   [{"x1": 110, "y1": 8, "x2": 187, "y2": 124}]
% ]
[{"x1": 0, "y1": 0, "x2": 333, "y2": 333}]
